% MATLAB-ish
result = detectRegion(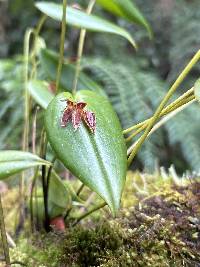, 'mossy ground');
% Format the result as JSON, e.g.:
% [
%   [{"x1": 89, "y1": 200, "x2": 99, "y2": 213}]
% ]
[{"x1": 1, "y1": 172, "x2": 200, "y2": 266}]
